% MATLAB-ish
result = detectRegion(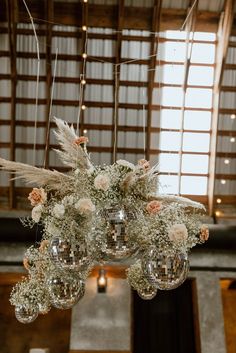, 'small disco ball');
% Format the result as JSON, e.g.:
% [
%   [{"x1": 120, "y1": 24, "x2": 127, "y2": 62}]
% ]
[
  {"x1": 47, "y1": 276, "x2": 85, "y2": 310},
  {"x1": 15, "y1": 305, "x2": 39, "y2": 324},
  {"x1": 142, "y1": 246, "x2": 189, "y2": 290},
  {"x1": 137, "y1": 286, "x2": 158, "y2": 300},
  {"x1": 102, "y1": 206, "x2": 136, "y2": 261},
  {"x1": 50, "y1": 237, "x2": 90, "y2": 270}
]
